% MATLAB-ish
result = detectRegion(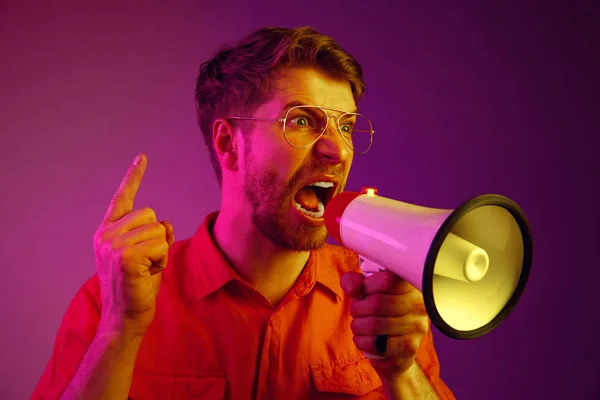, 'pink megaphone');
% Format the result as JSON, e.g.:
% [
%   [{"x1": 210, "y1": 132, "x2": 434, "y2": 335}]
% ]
[{"x1": 324, "y1": 187, "x2": 533, "y2": 341}]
